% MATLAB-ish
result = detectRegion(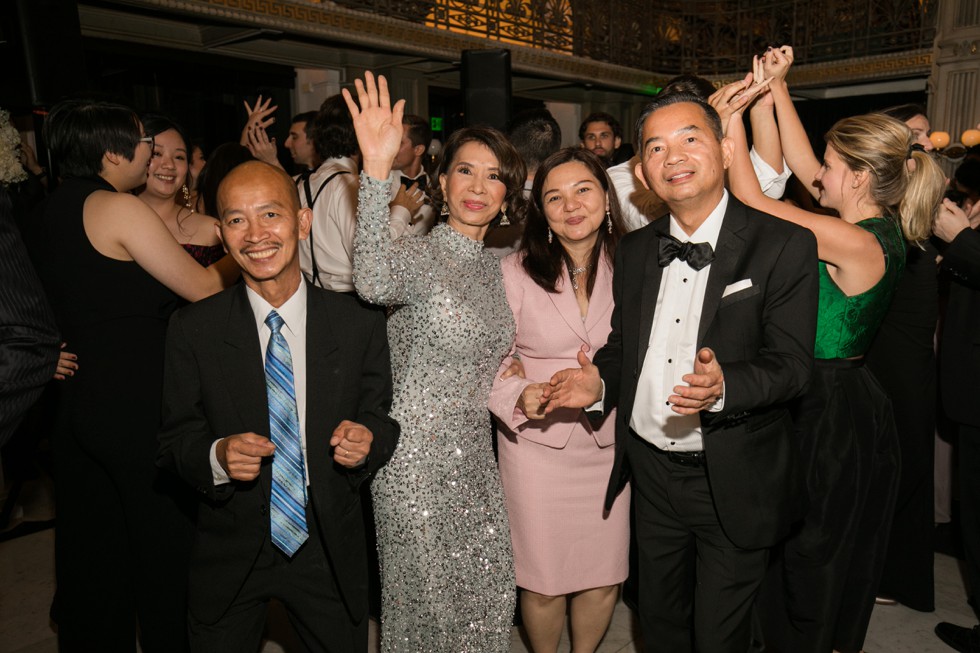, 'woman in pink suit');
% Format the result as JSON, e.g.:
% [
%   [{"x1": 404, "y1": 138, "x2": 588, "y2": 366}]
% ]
[{"x1": 490, "y1": 148, "x2": 629, "y2": 653}]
